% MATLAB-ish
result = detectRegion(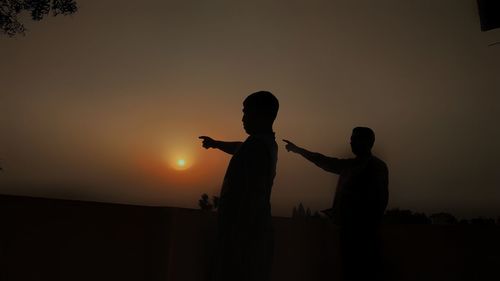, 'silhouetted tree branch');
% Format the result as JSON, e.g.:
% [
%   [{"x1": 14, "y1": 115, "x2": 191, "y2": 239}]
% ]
[{"x1": 1, "y1": 0, "x2": 77, "y2": 37}]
